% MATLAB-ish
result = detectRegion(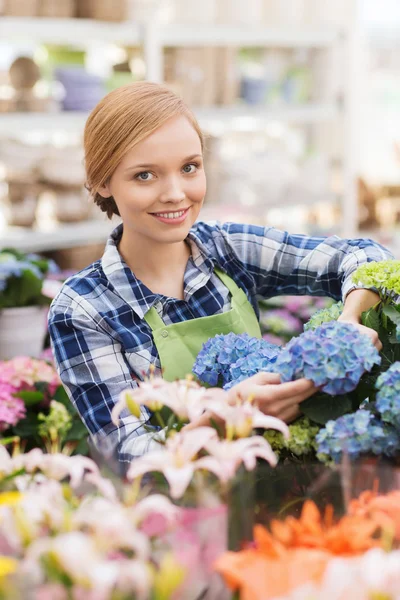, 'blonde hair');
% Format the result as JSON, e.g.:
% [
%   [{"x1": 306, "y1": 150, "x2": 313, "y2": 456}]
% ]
[{"x1": 84, "y1": 82, "x2": 204, "y2": 219}]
